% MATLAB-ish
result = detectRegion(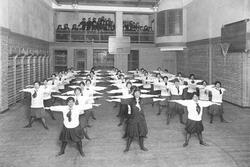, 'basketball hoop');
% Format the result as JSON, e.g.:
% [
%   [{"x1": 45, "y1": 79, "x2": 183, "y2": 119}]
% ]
[
  {"x1": 219, "y1": 43, "x2": 230, "y2": 65},
  {"x1": 220, "y1": 43, "x2": 230, "y2": 57}
]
